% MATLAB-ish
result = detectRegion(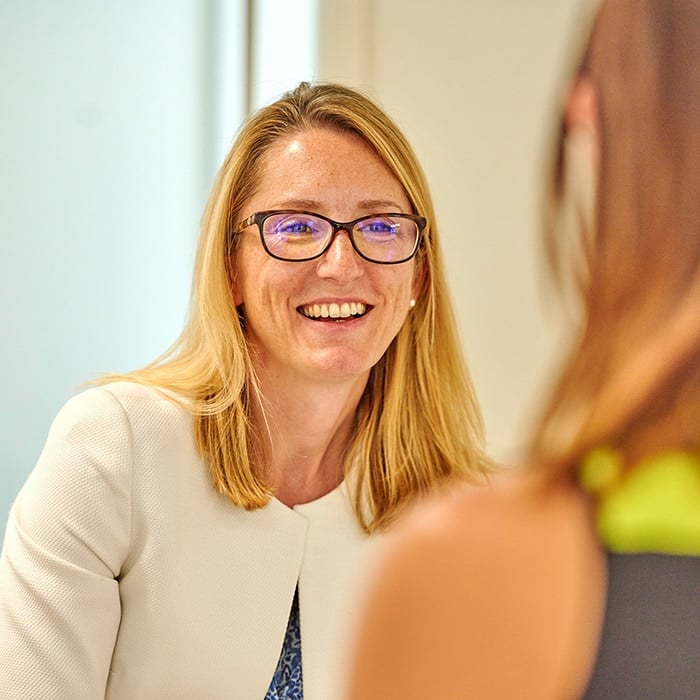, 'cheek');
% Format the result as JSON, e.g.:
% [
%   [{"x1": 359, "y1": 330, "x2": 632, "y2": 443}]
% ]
[
  {"x1": 233, "y1": 255, "x2": 304, "y2": 317},
  {"x1": 393, "y1": 265, "x2": 419, "y2": 301},
  {"x1": 377, "y1": 269, "x2": 417, "y2": 319}
]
